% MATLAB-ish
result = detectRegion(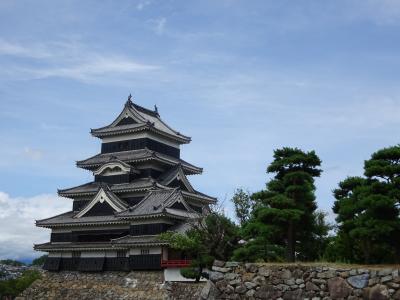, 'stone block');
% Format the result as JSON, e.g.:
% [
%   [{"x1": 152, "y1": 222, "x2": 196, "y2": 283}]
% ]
[
  {"x1": 347, "y1": 274, "x2": 369, "y2": 288},
  {"x1": 235, "y1": 284, "x2": 247, "y2": 294},
  {"x1": 258, "y1": 266, "x2": 271, "y2": 277},
  {"x1": 212, "y1": 266, "x2": 231, "y2": 273},
  {"x1": 245, "y1": 263, "x2": 258, "y2": 273},
  {"x1": 327, "y1": 277, "x2": 351, "y2": 299},
  {"x1": 225, "y1": 262, "x2": 239, "y2": 268},
  {"x1": 381, "y1": 275, "x2": 392, "y2": 283},
  {"x1": 209, "y1": 271, "x2": 224, "y2": 282},
  {"x1": 367, "y1": 284, "x2": 389, "y2": 300},
  {"x1": 306, "y1": 281, "x2": 320, "y2": 291},
  {"x1": 213, "y1": 260, "x2": 225, "y2": 267},
  {"x1": 254, "y1": 284, "x2": 281, "y2": 299}
]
